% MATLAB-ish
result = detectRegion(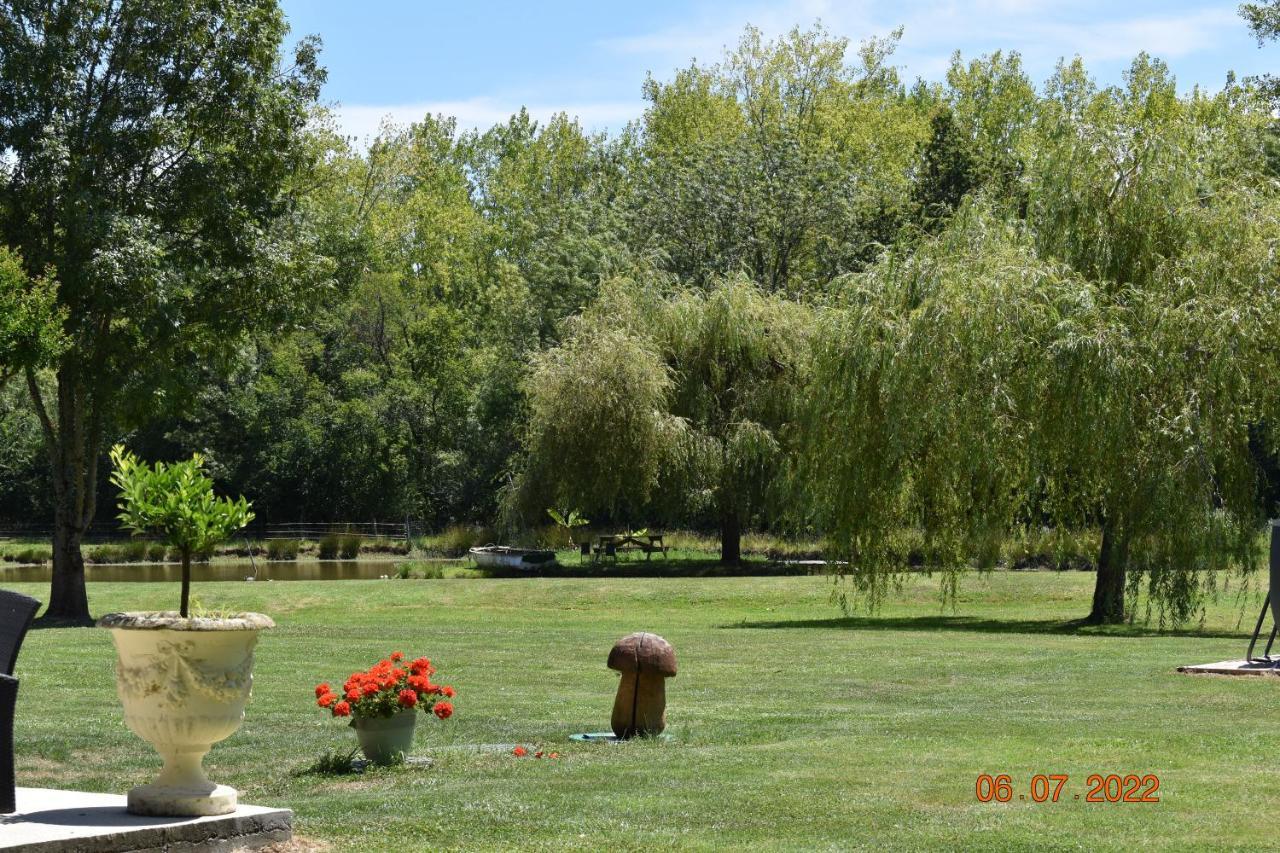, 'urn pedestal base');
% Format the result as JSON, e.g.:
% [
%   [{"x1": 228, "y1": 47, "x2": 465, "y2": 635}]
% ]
[{"x1": 128, "y1": 782, "x2": 238, "y2": 817}]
